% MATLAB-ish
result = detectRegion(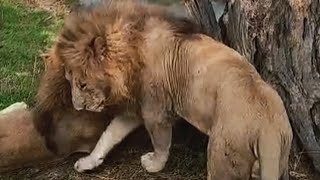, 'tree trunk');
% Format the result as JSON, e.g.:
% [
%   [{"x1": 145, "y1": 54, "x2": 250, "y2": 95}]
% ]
[
  {"x1": 183, "y1": 0, "x2": 320, "y2": 173},
  {"x1": 184, "y1": 0, "x2": 221, "y2": 40}
]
